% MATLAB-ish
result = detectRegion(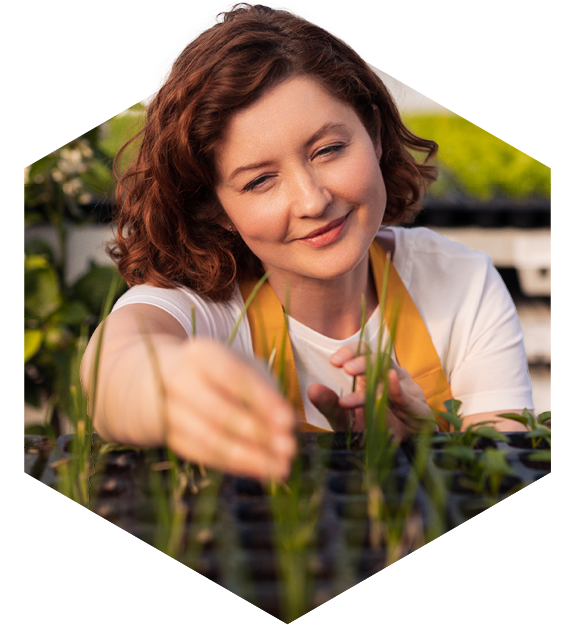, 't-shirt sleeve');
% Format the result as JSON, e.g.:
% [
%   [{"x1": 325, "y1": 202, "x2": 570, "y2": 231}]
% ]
[
  {"x1": 449, "y1": 259, "x2": 534, "y2": 416},
  {"x1": 111, "y1": 284, "x2": 235, "y2": 341},
  {"x1": 111, "y1": 285, "x2": 194, "y2": 337},
  {"x1": 110, "y1": 284, "x2": 253, "y2": 355}
]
